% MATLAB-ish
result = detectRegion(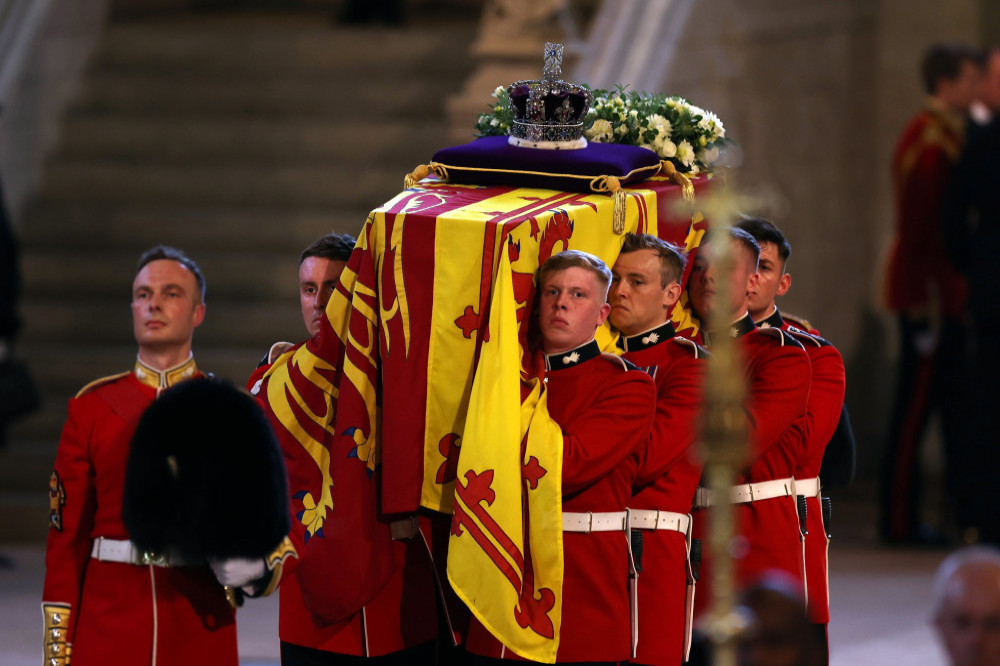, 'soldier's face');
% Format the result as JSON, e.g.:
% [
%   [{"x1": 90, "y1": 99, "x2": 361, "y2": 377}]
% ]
[
  {"x1": 687, "y1": 240, "x2": 758, "y2": 324},
  {"x1": 131, "y1": 260, "x2": 205, "y2": 354},
  {"x1": 538, "y1": 267, "x2": 611, "y2": 354},
  {"x1": 747, "y1": 242, "x2": 791, "y2": 320},
  {"x1": 609, "y1": 249, "x2": 680, "y2": 336},
  {"x1": 299, "y1": 256, "x2": 346, "y2": 337}
]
